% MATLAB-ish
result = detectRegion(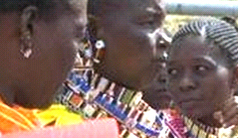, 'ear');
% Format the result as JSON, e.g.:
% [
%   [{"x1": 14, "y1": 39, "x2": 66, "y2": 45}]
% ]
[
  {"x1": 20, "y1": 6, "x2": 39, "y2": 35},
  {"x1": 231, "y1": 65, "x2": 238, "y2": 95}
]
